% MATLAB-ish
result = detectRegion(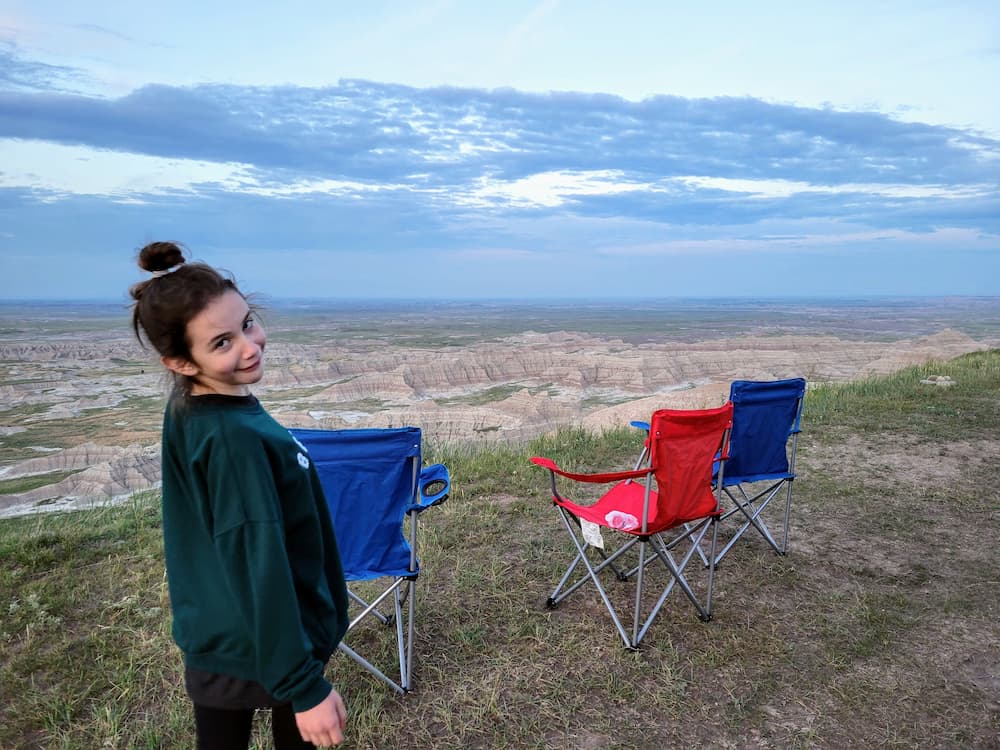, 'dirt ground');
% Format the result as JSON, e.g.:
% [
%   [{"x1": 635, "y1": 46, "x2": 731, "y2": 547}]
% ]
[{"x1": 777, "y1": 431, "x2": 1000, "y2": 747}]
